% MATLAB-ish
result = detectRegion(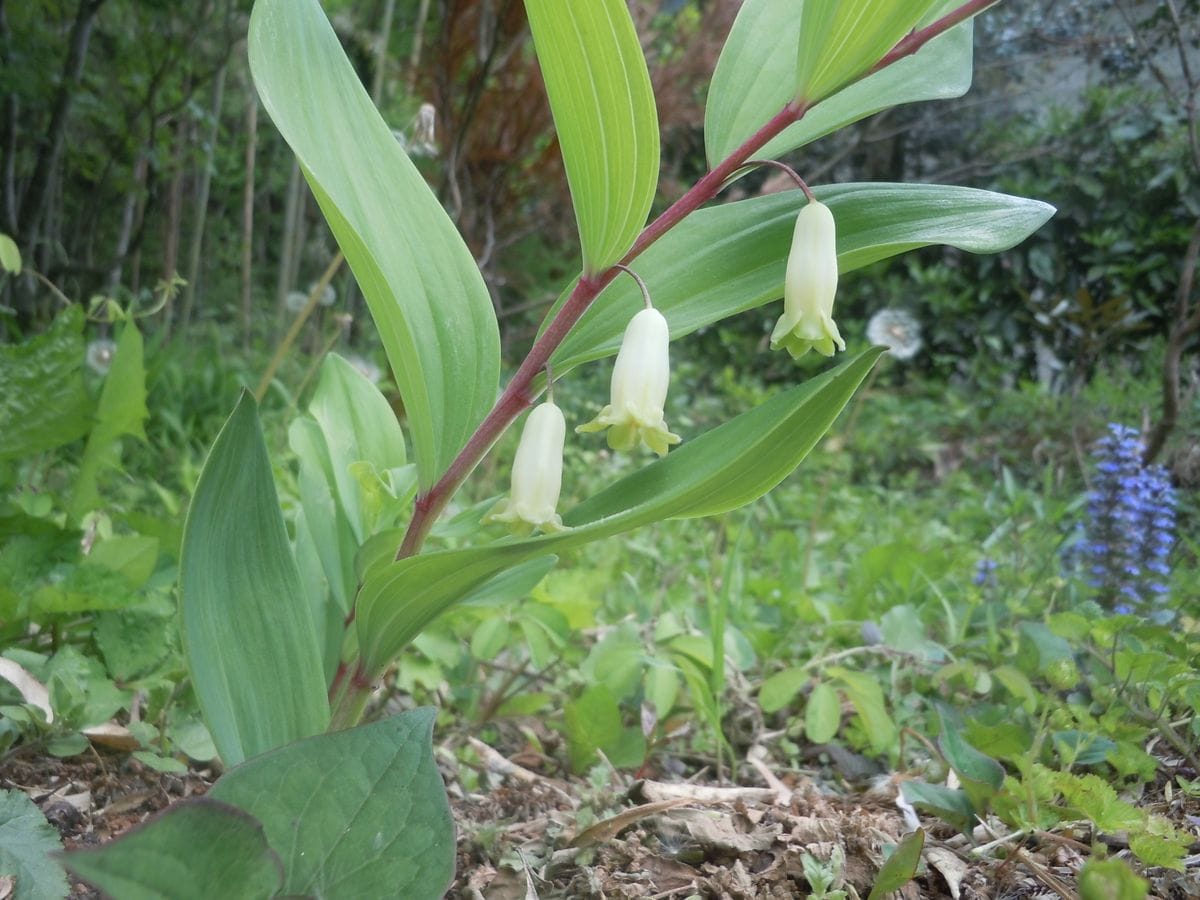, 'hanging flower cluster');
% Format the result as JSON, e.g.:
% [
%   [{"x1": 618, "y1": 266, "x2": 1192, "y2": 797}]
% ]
[
  {"x1": 493, "y1": 182, "x2": 854, "y2": 535},
  {"x1": 1084, "y1": 424, "x2": 1176, "y2": 612}
]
